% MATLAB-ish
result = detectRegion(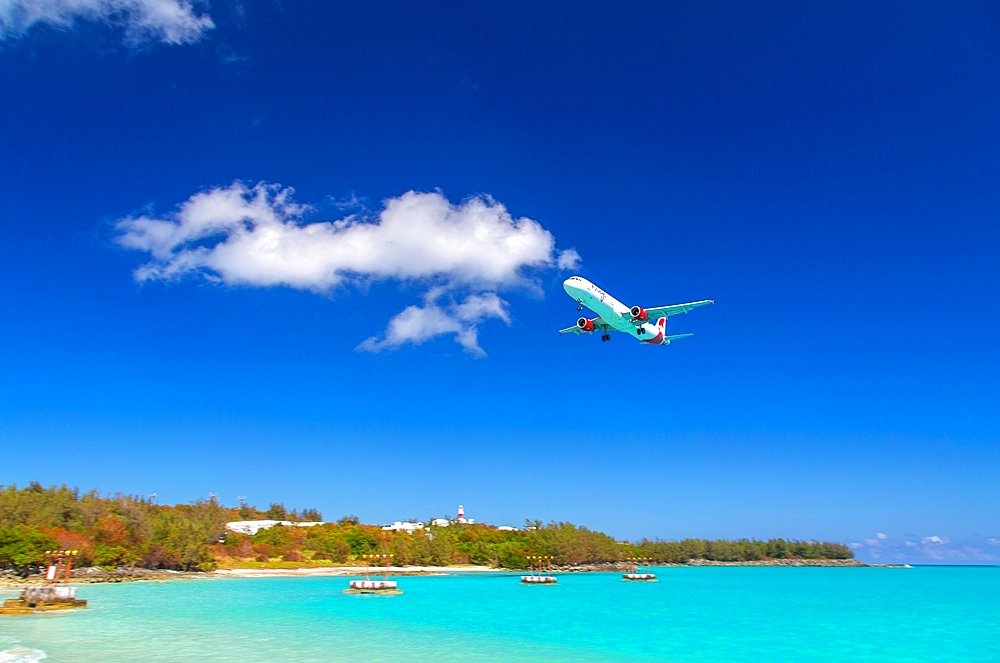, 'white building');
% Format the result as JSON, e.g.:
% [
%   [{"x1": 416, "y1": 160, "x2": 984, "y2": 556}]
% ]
[
  {"x1": 381, "y1": 521, "x2": 425, "y2": 533},
  {"x1": 225, "y1": 520, "x2": 324, "y2": 536}
]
